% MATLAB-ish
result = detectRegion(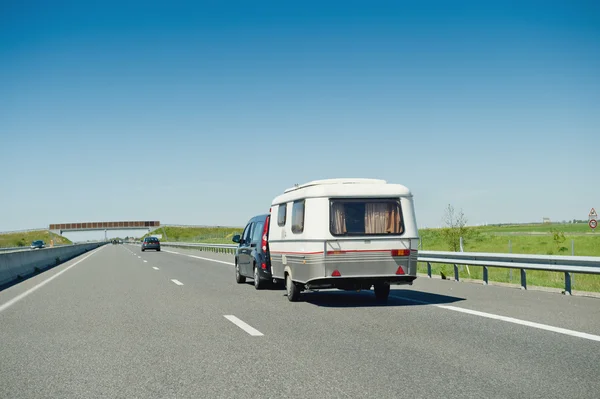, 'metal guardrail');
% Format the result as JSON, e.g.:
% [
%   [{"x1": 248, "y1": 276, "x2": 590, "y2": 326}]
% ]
[
  {"x1": 0, "y1": 242, "x2": 105, "y2": 254},
  {"x1": 161, "y1": 242, "x2": 237, "y2": 254},
  {"x1": 418, "y1": 250, "x2": 600, "y2": 295},
  {"x1": 160, "y1": 242, "x2": 600, "y2": 296}
]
